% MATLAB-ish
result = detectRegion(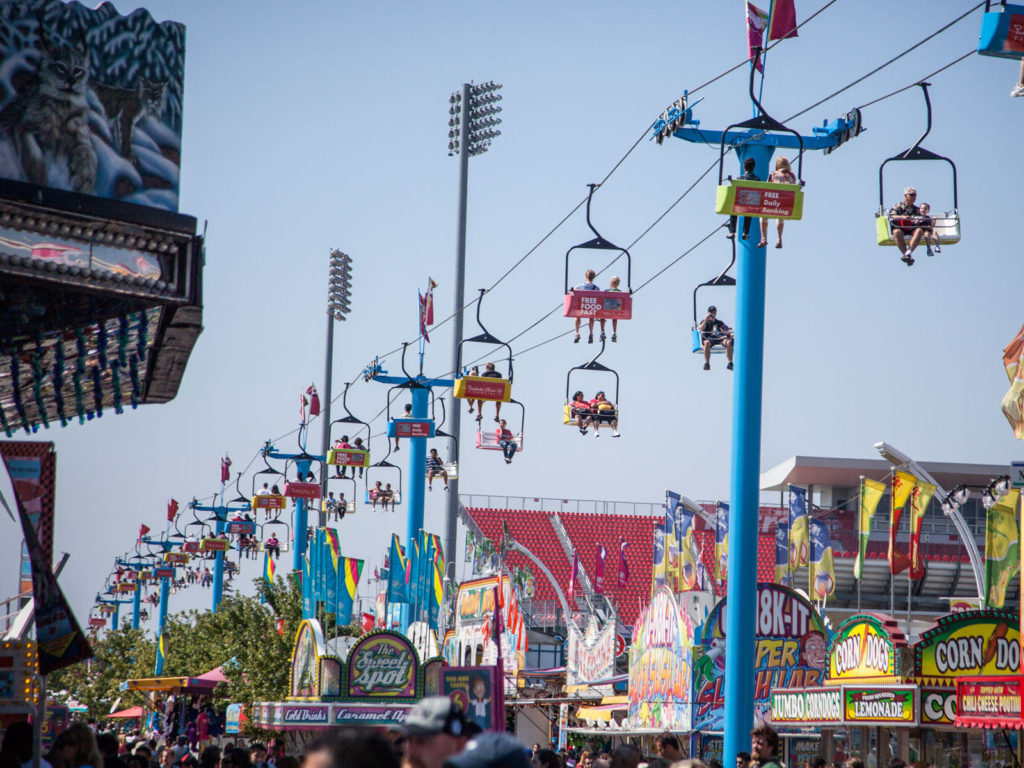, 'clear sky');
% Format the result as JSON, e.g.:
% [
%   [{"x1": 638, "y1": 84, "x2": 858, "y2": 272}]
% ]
[{"x1": 1, "y1": 0, "x2": 1021, "y2": 635}]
